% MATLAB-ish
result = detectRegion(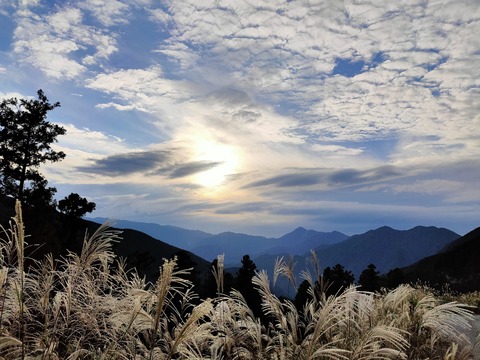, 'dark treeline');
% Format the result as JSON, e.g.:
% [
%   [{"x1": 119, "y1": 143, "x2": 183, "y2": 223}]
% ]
[{"x1": 171, "y1": 250, "x2": 408, "y2": 319}]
